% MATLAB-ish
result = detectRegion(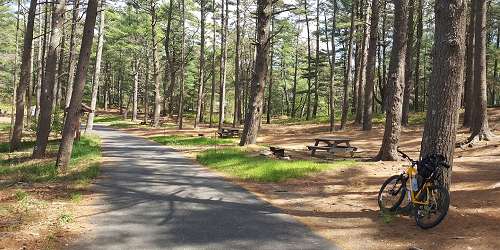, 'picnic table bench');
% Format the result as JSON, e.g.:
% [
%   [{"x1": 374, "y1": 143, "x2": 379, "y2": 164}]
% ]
[
  {"x1": 218, "y1": 127, "x2": 241, "y2": 138},
  {"x1": 307, "y1": 137, "x2": 357, "y2": 157}
]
